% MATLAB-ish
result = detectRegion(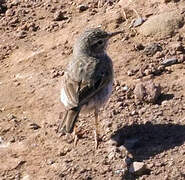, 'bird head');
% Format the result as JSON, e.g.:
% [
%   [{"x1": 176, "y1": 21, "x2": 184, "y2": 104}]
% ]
[{"x1": 73, "y1": 28, "x2": 123, "y2": 57}]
